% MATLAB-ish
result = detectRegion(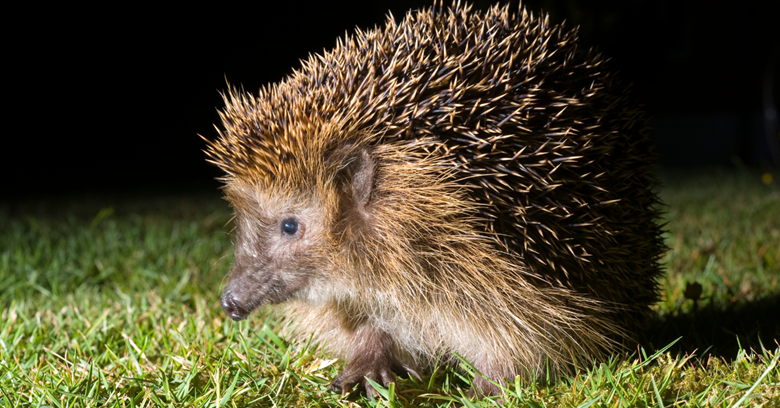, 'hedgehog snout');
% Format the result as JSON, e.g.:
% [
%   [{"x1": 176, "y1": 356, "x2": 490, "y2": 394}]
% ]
[{"x1": 221, "y1": 289, "x2": 249, "y2": 321}]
